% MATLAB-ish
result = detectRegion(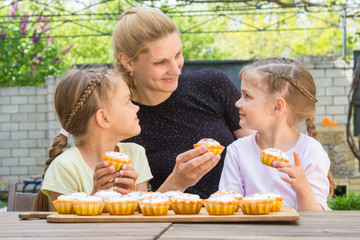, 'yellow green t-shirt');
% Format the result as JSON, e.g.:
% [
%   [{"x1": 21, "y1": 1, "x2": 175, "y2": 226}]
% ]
[{"x1": 41, "y1": 142, "x2": 153, "y2": 197}]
